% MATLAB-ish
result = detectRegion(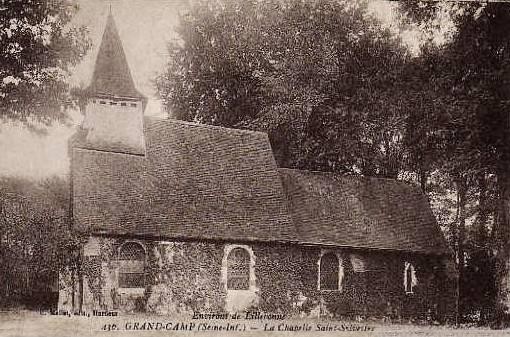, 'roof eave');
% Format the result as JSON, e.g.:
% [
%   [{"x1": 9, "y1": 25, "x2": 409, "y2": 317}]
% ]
[{"x1": 297, "y1": 240, "x2": 451, "y2": 256}]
